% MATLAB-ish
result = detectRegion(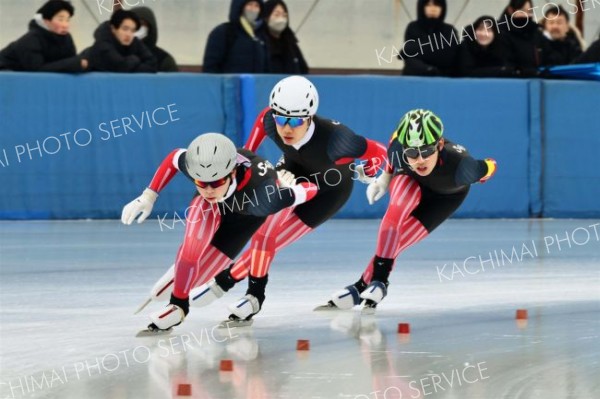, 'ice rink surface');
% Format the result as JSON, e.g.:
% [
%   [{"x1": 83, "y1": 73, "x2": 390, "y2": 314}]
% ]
[{"x1": 1, "y1": 219, "x2": 599, "y2": 399}]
